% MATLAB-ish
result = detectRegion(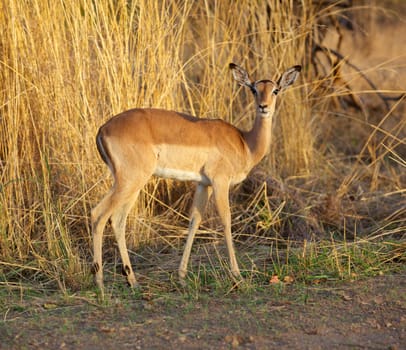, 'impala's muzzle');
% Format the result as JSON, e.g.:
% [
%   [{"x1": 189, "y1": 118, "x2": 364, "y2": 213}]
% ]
[{"x1": 258, "y1": 104, "x2": 269, "y2": 115}]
